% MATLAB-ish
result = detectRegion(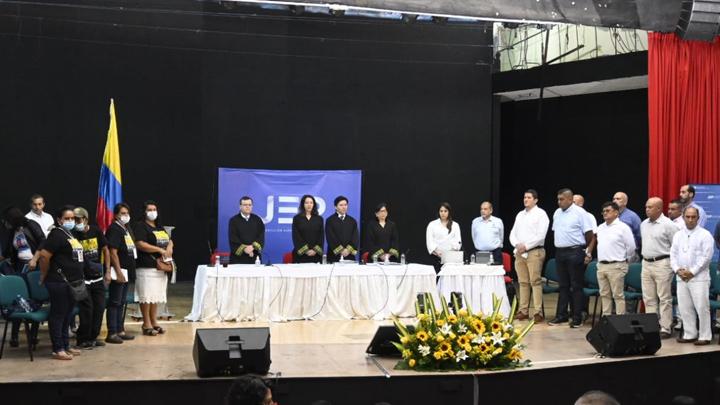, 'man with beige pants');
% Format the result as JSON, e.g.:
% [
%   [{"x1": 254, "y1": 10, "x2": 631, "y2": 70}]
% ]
[
  {"x1": 640, "y1": 197, "x2": 679, "y2": 339},
  {"x1": 591, "y1": 202, "x2": 635, "y2": 316},
  {"x1": 509, "y1": 189, "x2": 549, "y2": 323}
]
